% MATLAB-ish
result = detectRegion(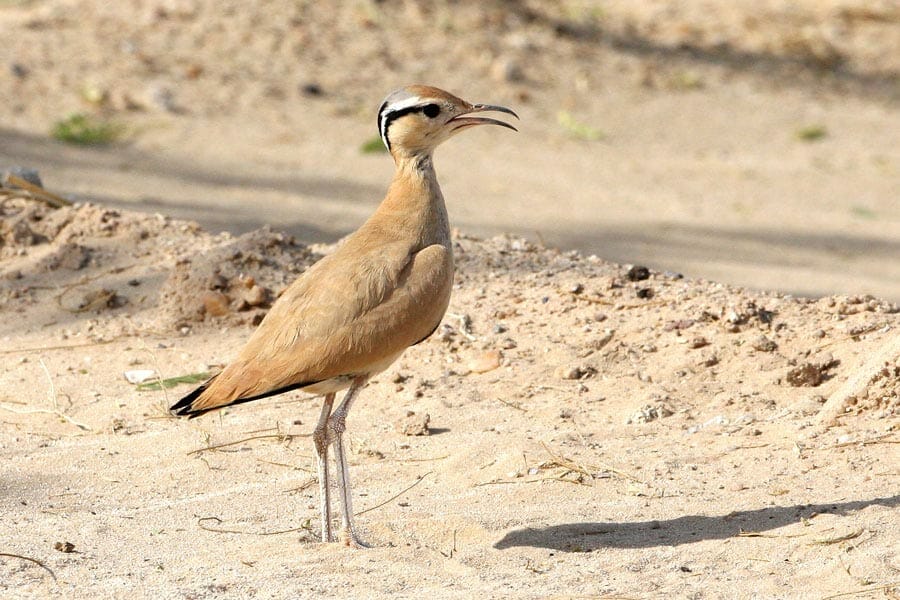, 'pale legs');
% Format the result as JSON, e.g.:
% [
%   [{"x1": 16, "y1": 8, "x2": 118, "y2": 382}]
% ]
[
  {"x1": 312, "y1": 392, "x2": 336, "y2": 543},
  {"x1": 312, "y1": 376, "x2": 369, "y2": 547}
]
